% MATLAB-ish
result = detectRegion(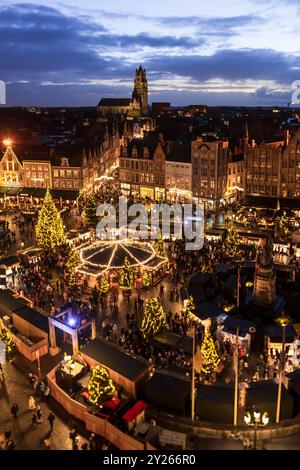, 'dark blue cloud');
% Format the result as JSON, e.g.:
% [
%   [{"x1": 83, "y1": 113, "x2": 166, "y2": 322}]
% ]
[{"x1": 0, "y1": 2, "x2": 299, "y2": 106}]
